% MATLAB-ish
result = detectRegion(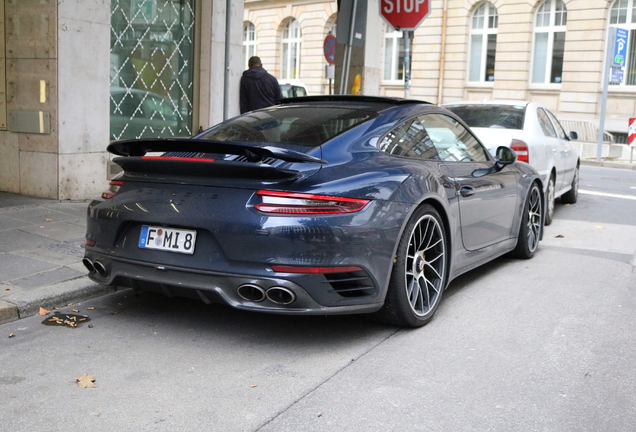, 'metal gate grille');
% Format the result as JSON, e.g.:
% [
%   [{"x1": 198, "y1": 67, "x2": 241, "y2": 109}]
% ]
[{"x1": 110, "y1": 0, "x2": 195, "y2": 140}]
